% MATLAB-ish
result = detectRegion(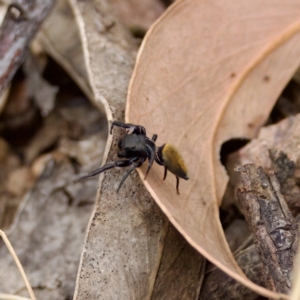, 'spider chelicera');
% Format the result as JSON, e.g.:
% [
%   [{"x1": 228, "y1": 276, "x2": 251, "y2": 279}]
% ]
[{"x1": 79, "y1": 121, "x2": 189, "y2": 194}]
